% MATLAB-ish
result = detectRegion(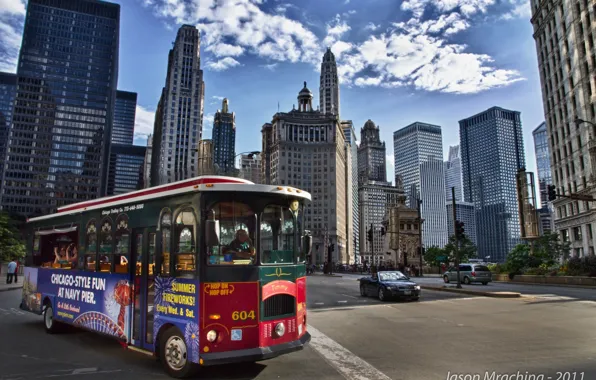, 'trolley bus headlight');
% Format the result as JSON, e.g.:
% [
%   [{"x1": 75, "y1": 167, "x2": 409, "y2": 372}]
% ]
[
  {"x1": 206, "y1": 330, "x2": 218, "y2": 342},
  {"x1": 274, "y1": 322, "x2": 285, "y2": 337}
]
